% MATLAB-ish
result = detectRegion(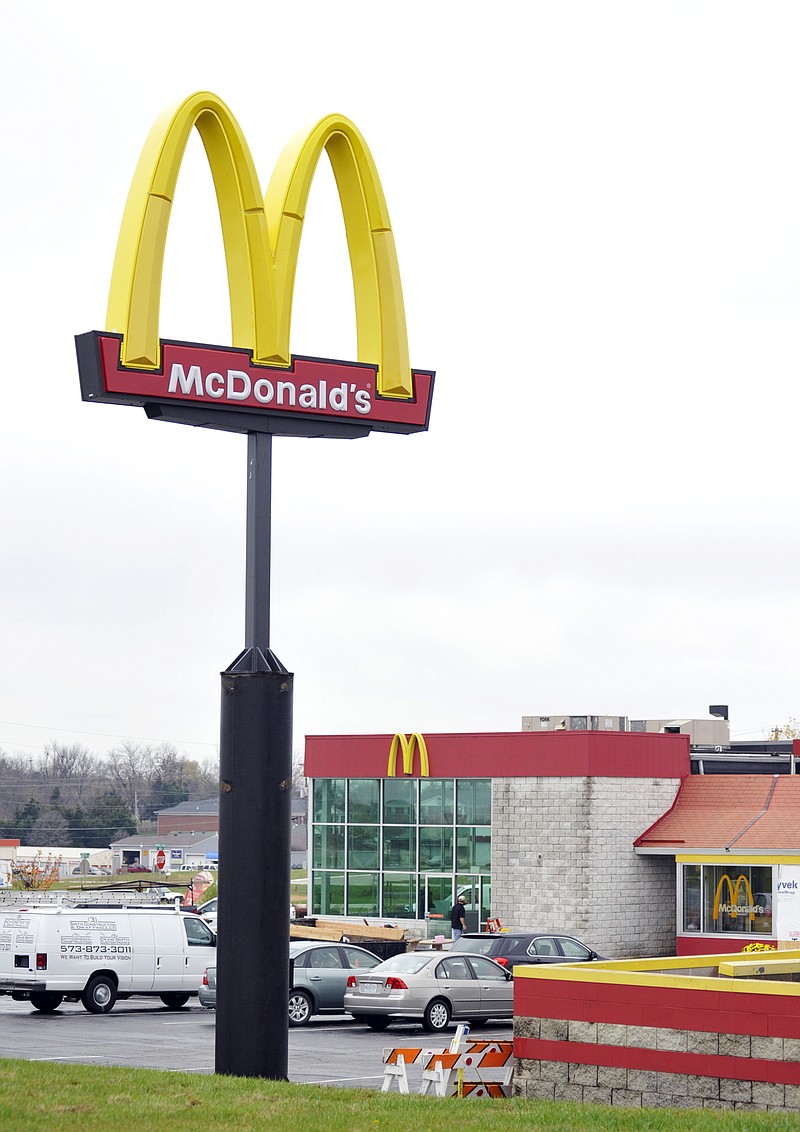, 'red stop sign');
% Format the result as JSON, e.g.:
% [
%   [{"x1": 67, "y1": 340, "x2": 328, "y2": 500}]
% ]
[{"x1": 155, "y1": 849, "x2": 166, "y2": 870}]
